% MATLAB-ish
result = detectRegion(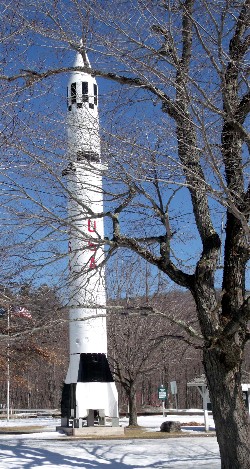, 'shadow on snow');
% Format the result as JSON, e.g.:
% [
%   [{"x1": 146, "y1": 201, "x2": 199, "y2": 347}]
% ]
[{"x1": 0, "y1": 438, "x2": 220, "y2": 468}]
